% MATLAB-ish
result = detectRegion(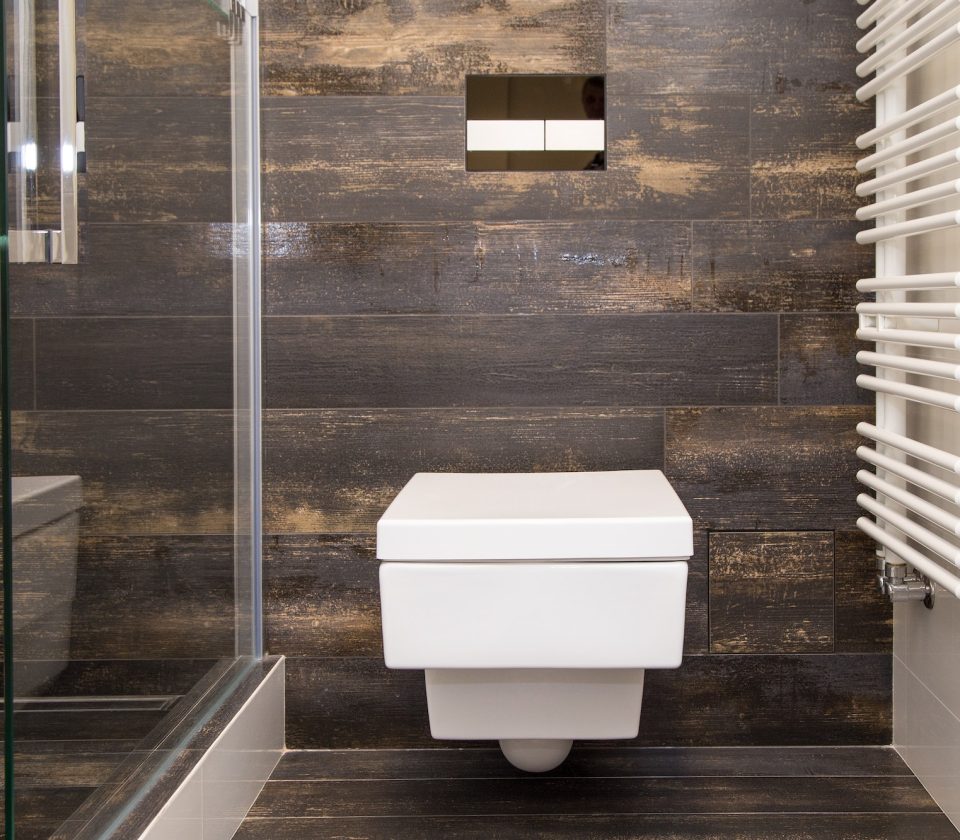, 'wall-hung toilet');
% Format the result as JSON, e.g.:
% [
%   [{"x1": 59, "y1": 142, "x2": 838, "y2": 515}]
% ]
[{"x1": 377, "y1": 469, "x2": 693, "y2": 772}]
